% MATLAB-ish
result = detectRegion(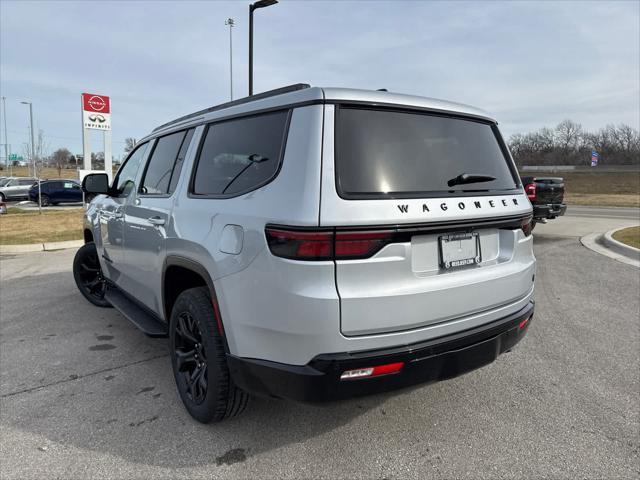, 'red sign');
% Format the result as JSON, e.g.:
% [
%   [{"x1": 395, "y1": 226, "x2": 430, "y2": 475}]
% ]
[{"x1": 82, "y1": 93, "x2": 110, "y2": 114}]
